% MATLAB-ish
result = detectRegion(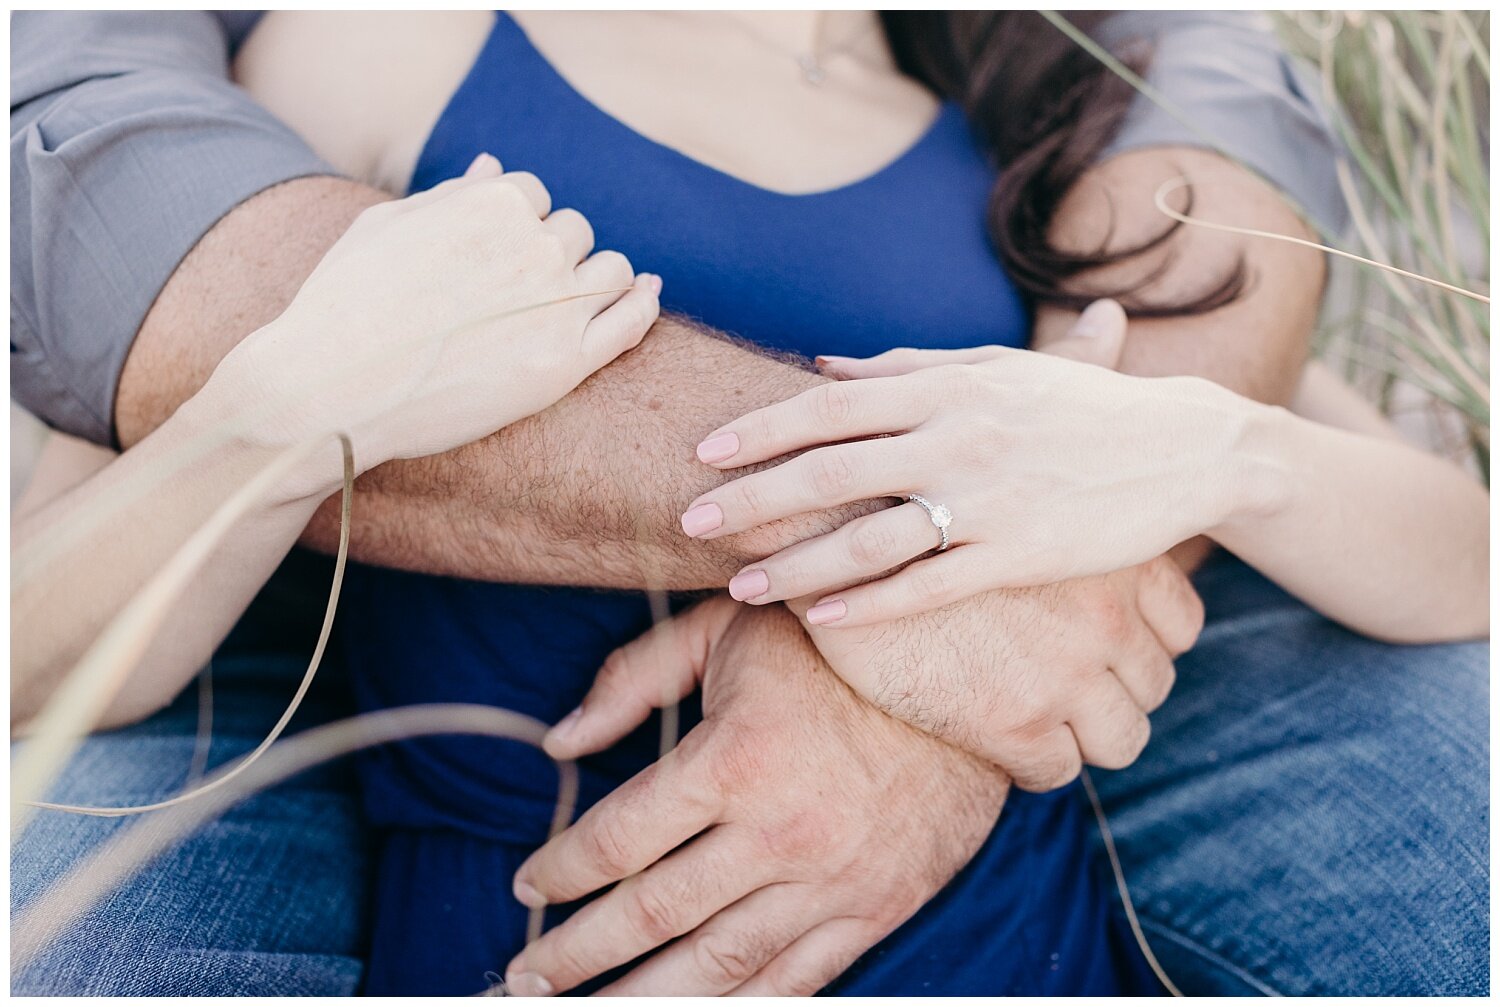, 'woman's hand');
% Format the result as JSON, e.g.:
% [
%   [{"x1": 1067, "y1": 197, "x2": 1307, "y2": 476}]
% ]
[
  {"x1": 680, "y1": 300, "x2": 1255, "y2": 626},
  {"x1": 210, "y1": 153, "x2": 660, "y2": 472}
]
